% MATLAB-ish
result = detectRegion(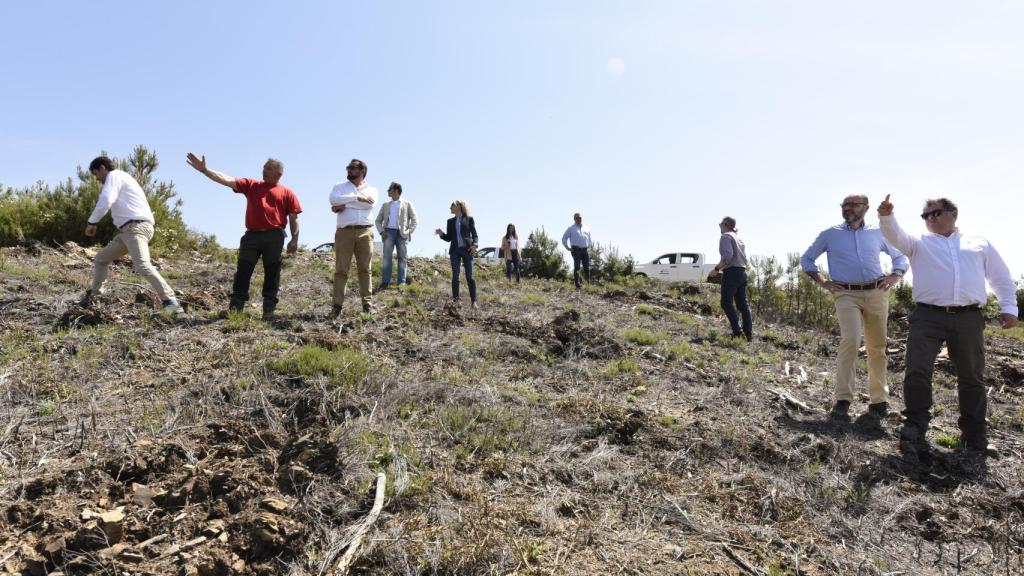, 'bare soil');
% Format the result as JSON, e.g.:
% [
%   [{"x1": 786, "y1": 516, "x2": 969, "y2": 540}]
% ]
[{"x1": 1, "y1": 243, "x2": 1023, "y2": 575}]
